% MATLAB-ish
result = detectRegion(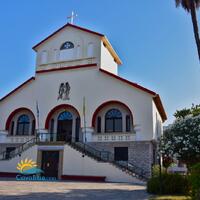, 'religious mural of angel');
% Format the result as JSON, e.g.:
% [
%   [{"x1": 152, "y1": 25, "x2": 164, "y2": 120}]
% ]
[{"x1": 57, "y1": 82, "x2": 70, "y2": 100}]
